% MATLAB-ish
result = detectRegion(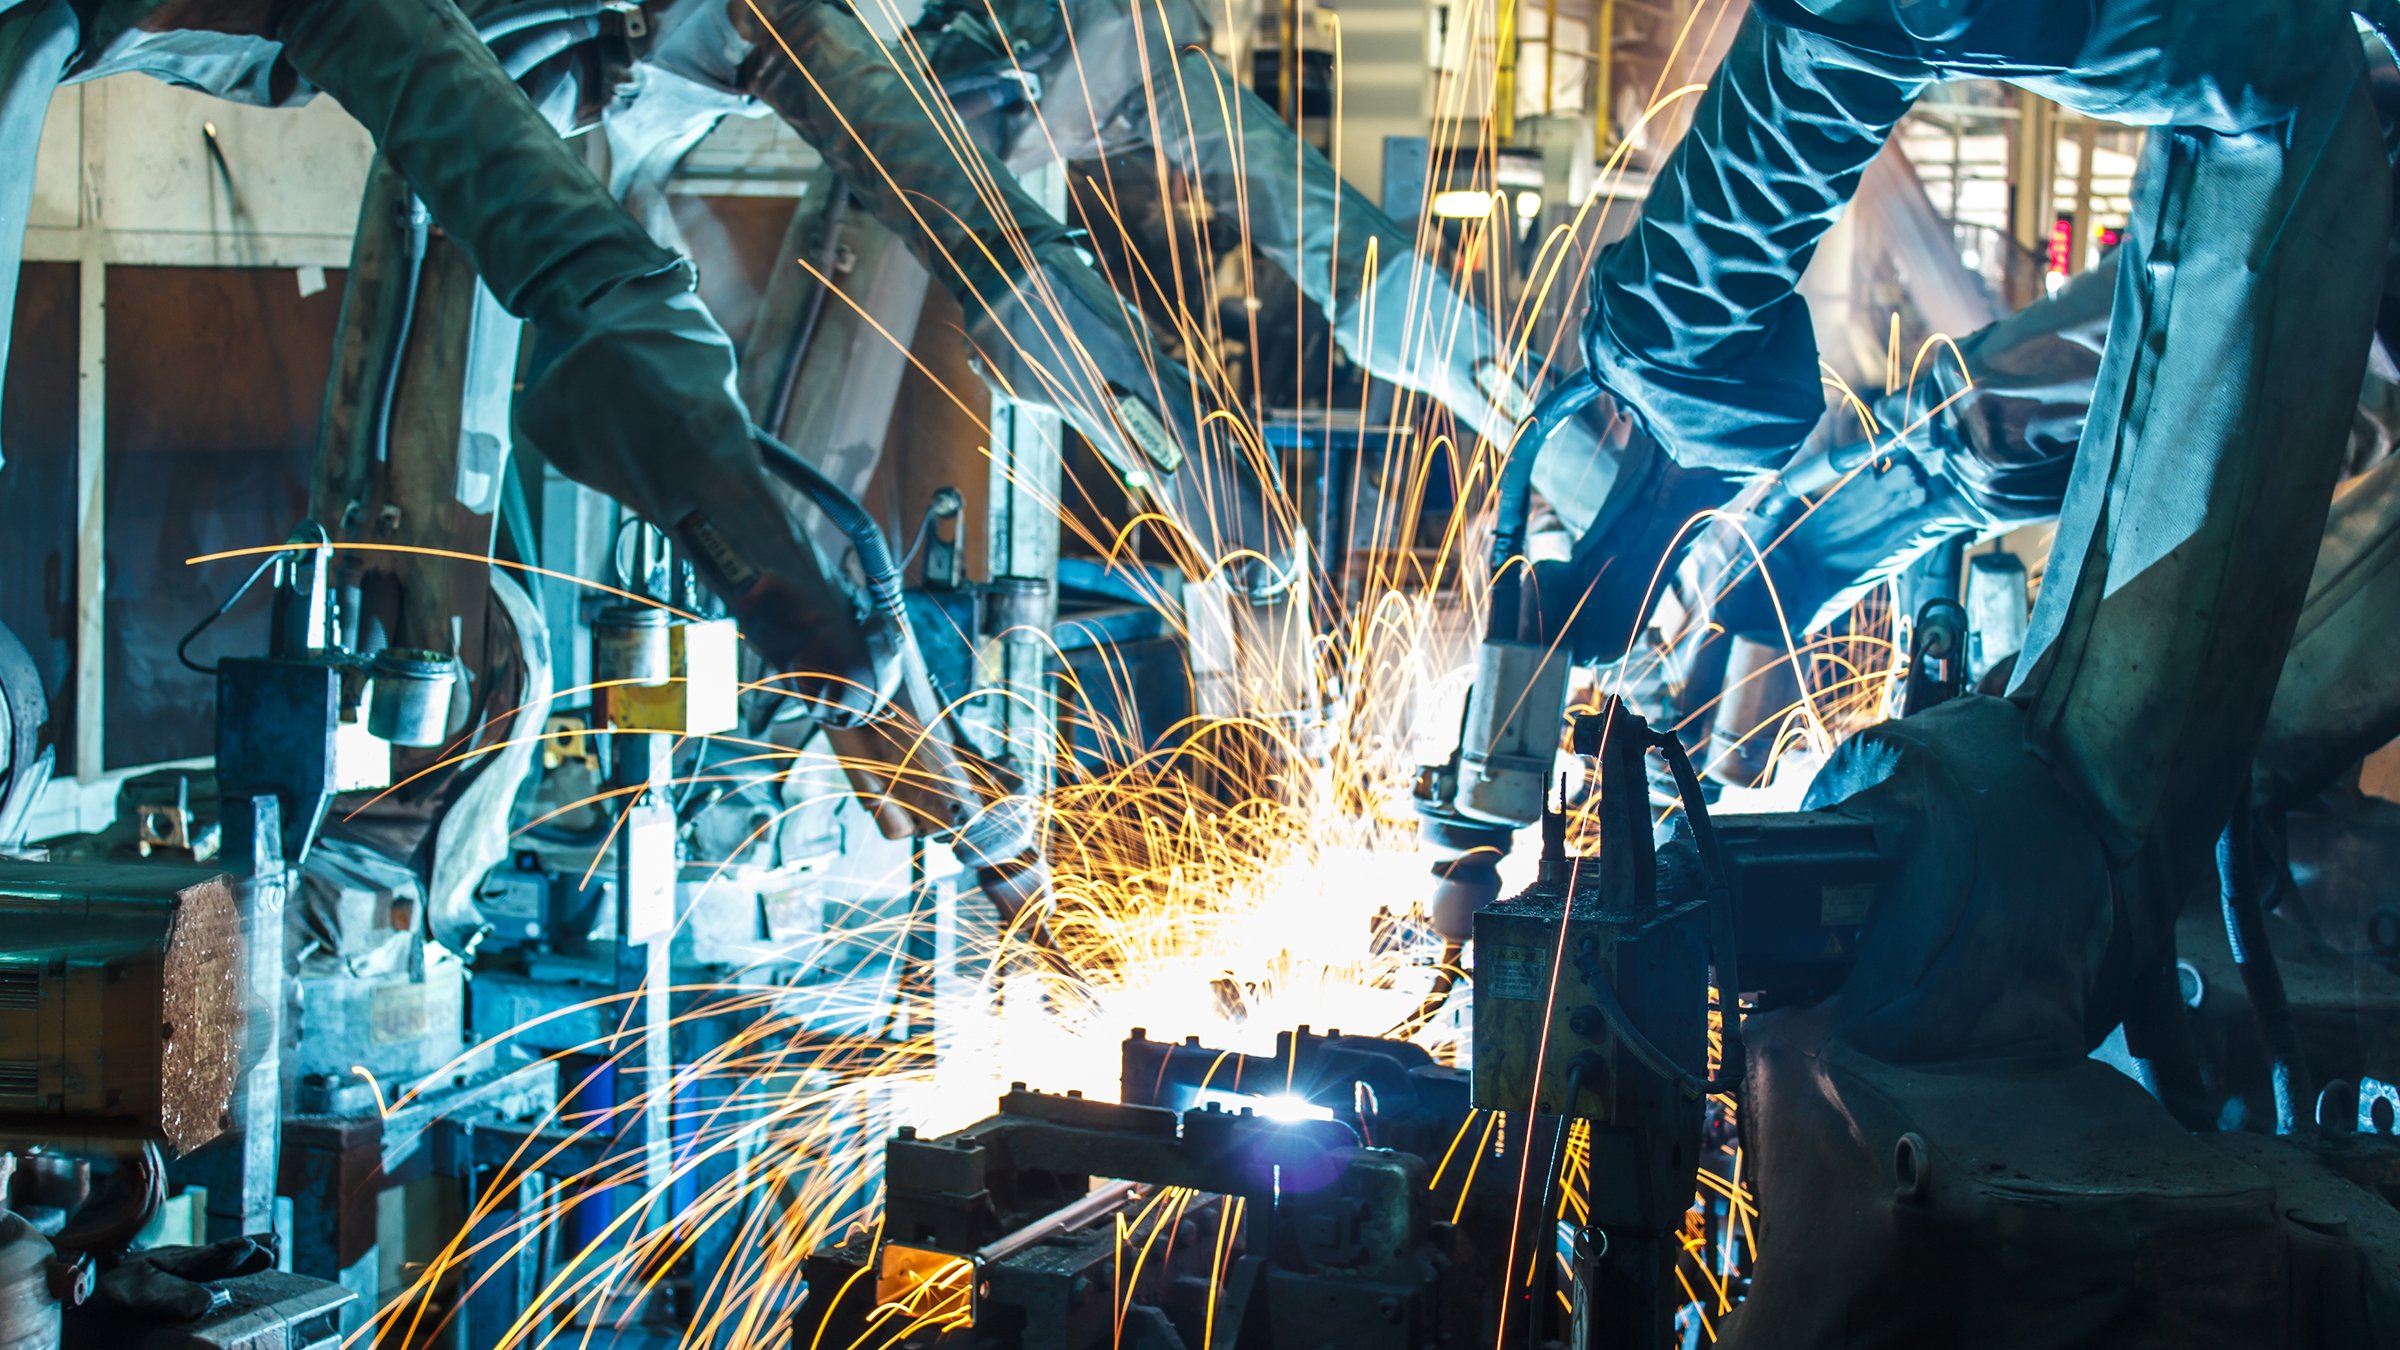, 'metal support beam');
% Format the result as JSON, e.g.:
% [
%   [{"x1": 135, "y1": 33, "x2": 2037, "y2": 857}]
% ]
[
  {"x1": 2007, "y1": 90, "x2": 2059, "y2": 303},
  {"x1": 982, "y1": 167, "x2": 1066, "y2": 810},
  {"x1": 610, "y1": 731, "x2": 678, "y2": 1205},
  {"x1": 73, "y1": 83, "x2": 103, "y2": 781}
]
